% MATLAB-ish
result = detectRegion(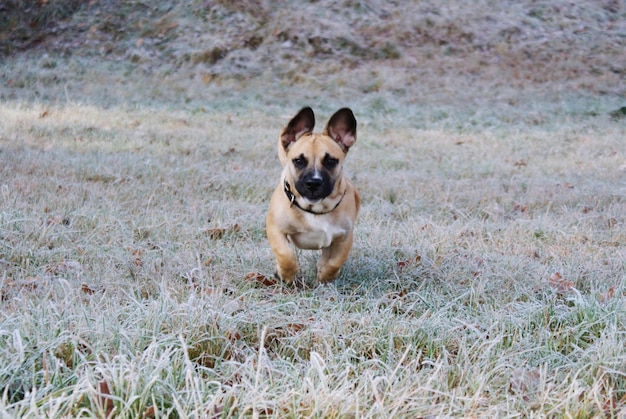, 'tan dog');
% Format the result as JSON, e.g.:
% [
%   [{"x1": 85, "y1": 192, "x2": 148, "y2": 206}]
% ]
[{"x1": 266, "y1": 107, "x2": 360, "y2": 284}]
